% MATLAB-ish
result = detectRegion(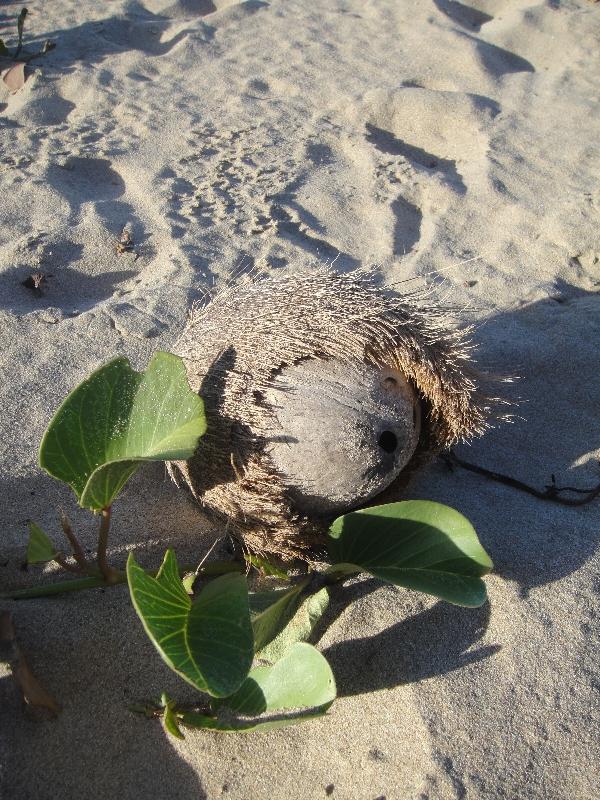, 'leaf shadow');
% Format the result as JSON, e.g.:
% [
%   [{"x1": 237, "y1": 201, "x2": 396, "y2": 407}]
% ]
[{"x1": 320, "y1": 582, "x2": 498, "y2": 697}]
